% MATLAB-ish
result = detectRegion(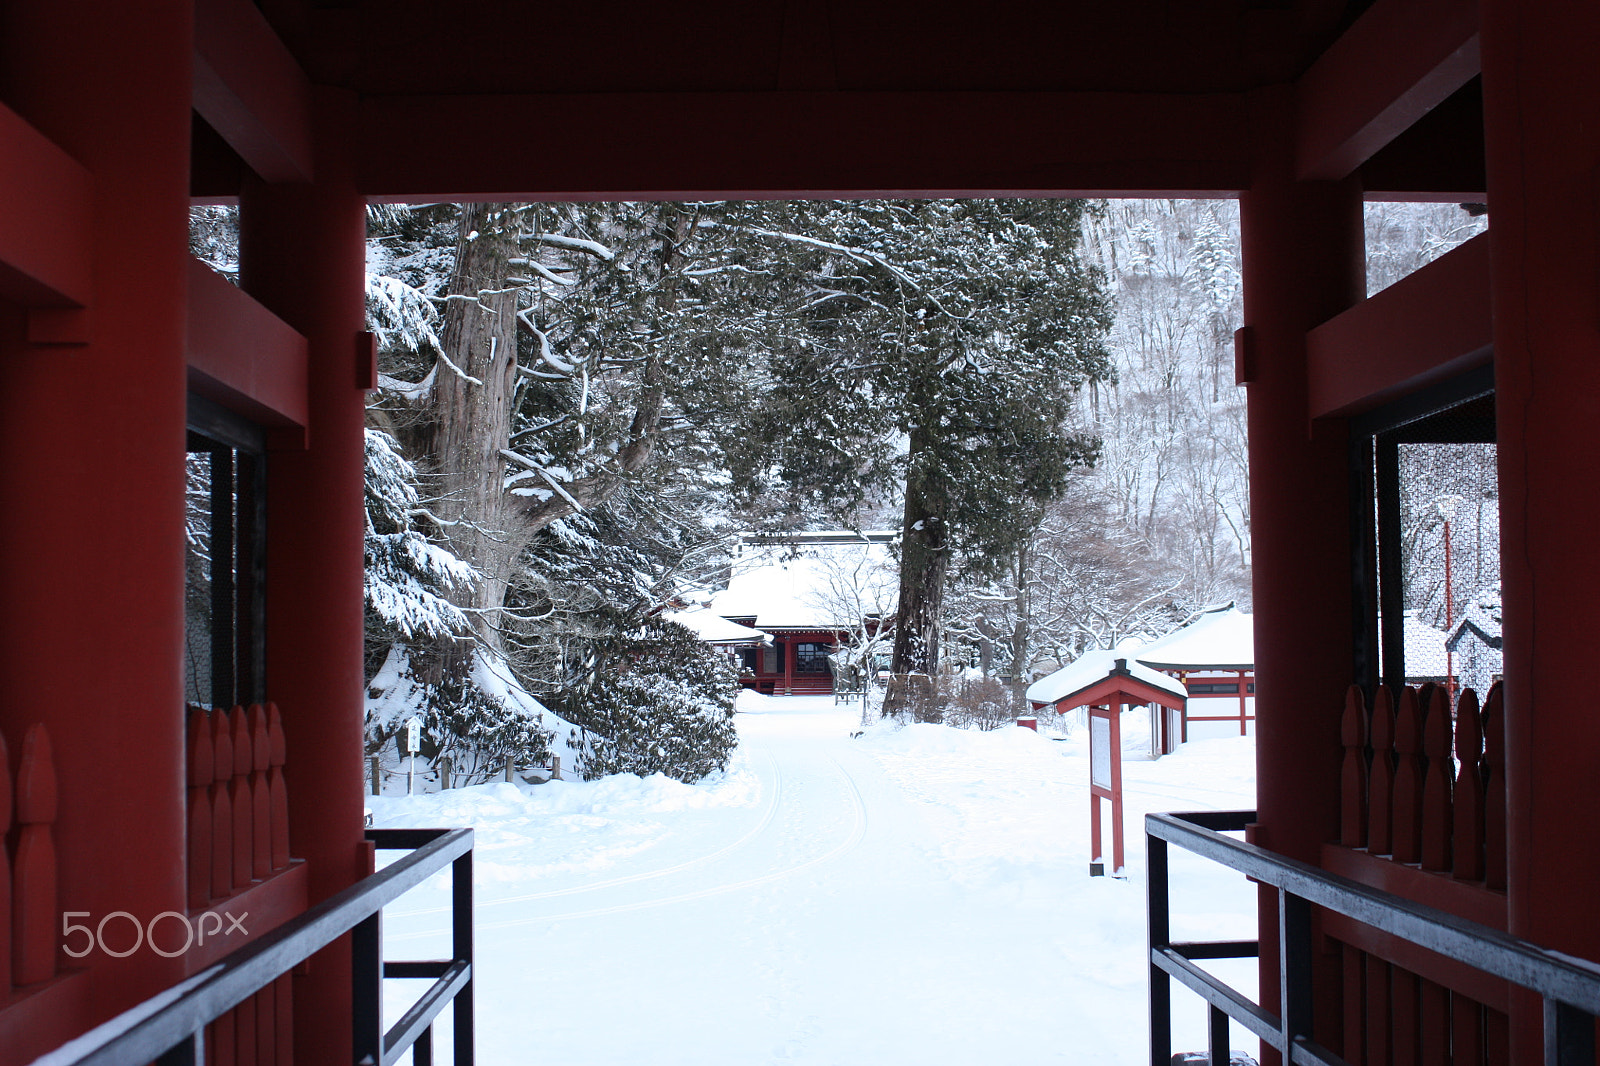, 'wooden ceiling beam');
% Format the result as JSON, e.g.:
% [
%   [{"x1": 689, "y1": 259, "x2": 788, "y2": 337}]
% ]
[
  {"x1": 0, "y1": 101, "x2": 93, "y2": 308},
  {"x1": 355, "y1": 90, "x2": 1252, "y2": 202},
  {"x1": 193, "y1": 0, "x2": 314, "y2": 184},
  {"x1": 1295, "y1": 0, "x2": 1480, "y2": 182}
]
